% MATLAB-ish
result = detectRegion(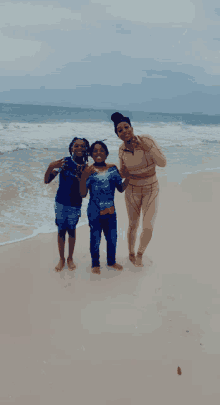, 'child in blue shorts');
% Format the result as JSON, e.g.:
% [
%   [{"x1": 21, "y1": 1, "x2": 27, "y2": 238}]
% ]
[
  {"x1": 80, "y1": 141, "x2": 129, "y2": 274},
  {"x1": 44, "y1": 137, "x2": 90, "y2": 272}
]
